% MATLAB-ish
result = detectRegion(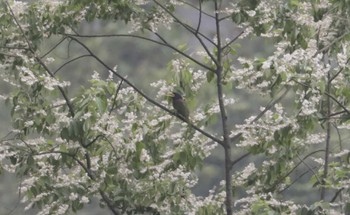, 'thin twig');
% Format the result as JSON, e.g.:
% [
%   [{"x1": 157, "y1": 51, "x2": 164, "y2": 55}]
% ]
[
  {"x1": 35, "y1": 56, "x2": 75, "y2": 117},
  {"x1": 40, "y1": 37, "x2": 67, "y2": 59},
  {"x1": 297, "y1": 153, "x2": 322, "y2": 185},
  {"x1": 219, "y1": 15, "x2": 232, "y2": 22},
  {"x1": 279, "y1": 167, "x2": 316, "y2": 193},
  {"x1": 276, "y1": 149, "x2": 324, "y2": 193},
  {"x1": 109, "y1": 79, "x2": 124, "y2": 115},
  {"x1": 6, "y1": 1, "x2": 75, "y2": 117},
  {"x1": 330, "y1": 188, "x2": 344, "y2": 202},
  {"x1": 181, "y1": 22, "x2": 216, "y2": 46},
  {"x1": 177, "y1": 0, "x2": 216, "y2": 19},
  {"x1": 221, "y1": 29, "x2": 245, "y2": 51},
  {"x1": 230, "y1": 152, "x2": 250, "y2": 169},
  {"x1": 195, "y1": 1, "x2": 202, "y2": 34},
  {"x1": 230, "y1": 87, "x2": 291, "y2": 143},
  {"x1": 63, "y1": 32, "x2": 214, "y2": 71},
  {"x1": 291, "y1": 78, "x2": 350, "y2": 115},
  {"x1": 36, "y1": 150, "x2": 121, "y2": 215},
  {"x1": 66, "y1": 36, "x2": 223, "y2": 145},
  {"x1": 84, "y1": 135, "x2": 104, "y2": 148},
  {"x1": 329, "y1": 56, "x2": 350, "y2": 82},
  {"x1": 153, "y1": 0, "x2": 218, "y2": 67},
  {"x1": 53, "y1": 54, "x2": 91, "y2": 74},
  {"x1": 315, "y1": 31, "x2": 350, "y2": 57}
]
